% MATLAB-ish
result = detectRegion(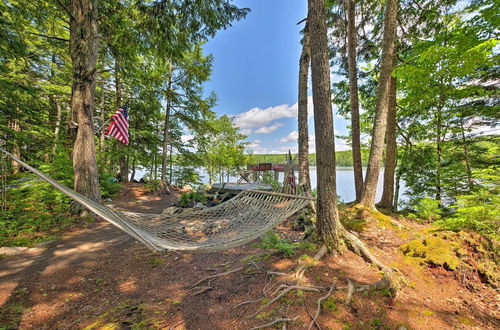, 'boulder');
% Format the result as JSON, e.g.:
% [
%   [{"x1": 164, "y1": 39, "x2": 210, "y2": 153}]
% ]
[
  {"x1": 193, "y1": 202, "x2": 206, "y2": 210},
  {"x1": 182, "y1": 185, "x2": 193, "y2": 192},
  {"x1": 162, "y1": 206, "x2": 180, "y2": 214}
]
